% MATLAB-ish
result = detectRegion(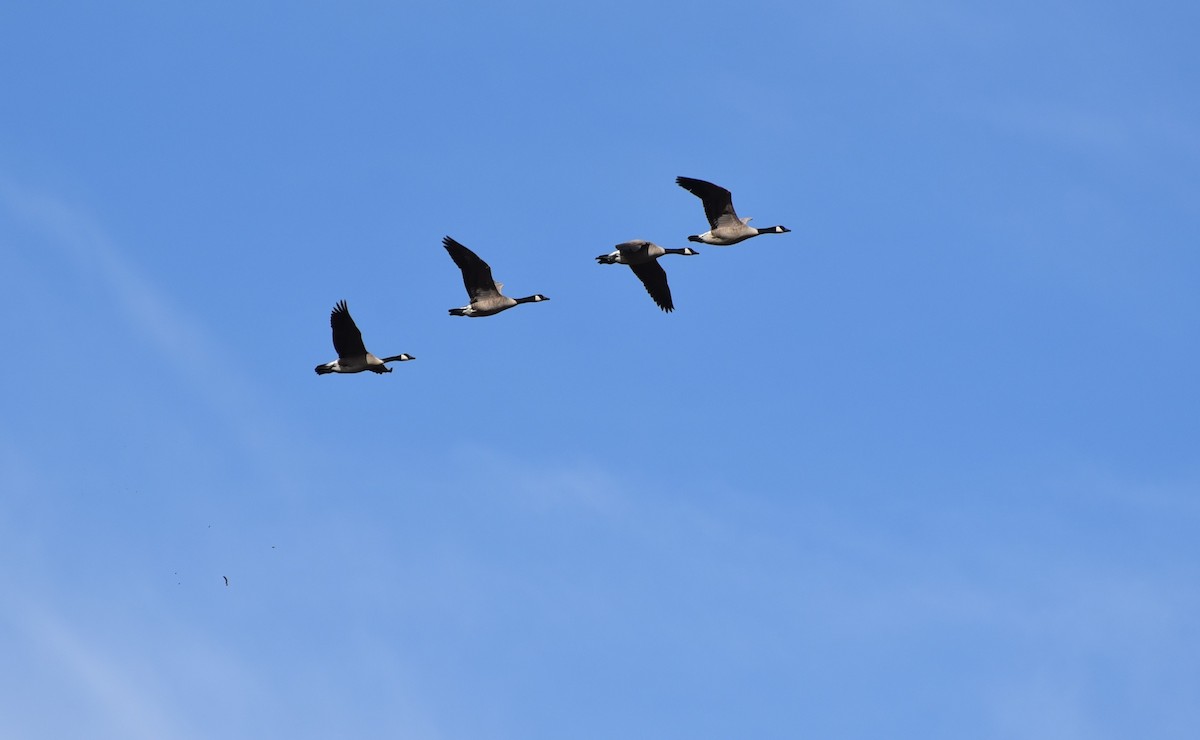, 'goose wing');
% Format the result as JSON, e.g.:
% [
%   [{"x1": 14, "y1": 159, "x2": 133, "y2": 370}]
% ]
[
  {"x1": 629, "y1": 260, "x2": 675, "y2": 312},
  {"x1": 615, "y1": 240, "x2": 651, "y2": 258},
  {"x1": 443, "y1": 236, "x2": 501, "y2": 300},
  {"x1": 330, "y1": 300, "x2": 368, "y2": 359},
  {"x1": 676, "y1": 176, "x2": 738, "y2": 230}
]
